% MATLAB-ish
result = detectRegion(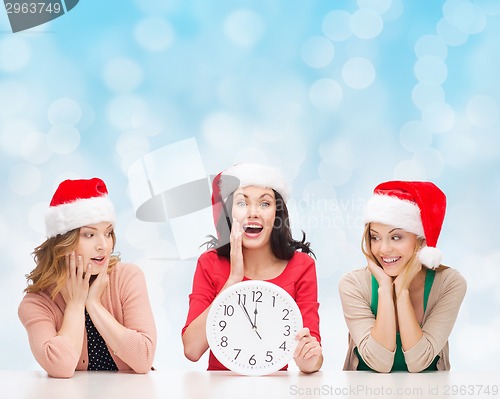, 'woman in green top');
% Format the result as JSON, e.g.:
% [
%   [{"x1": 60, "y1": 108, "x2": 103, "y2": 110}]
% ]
[{"x1": 339, "y1": 181, "x2": 466, "y2": 372}]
